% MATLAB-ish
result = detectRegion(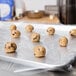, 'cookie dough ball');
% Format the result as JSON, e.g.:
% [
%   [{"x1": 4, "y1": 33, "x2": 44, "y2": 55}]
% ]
[
  {"x1": 31, "y1": 32, "x2": 40, "y2": 42},
  {"x1": 69, "y1": 29, "x2": 76, "y2": 37},
  {"x1": 59, "y1": 36, "x2": 68, "y2": 47},
  {"x1": 47, "y1": 27, "x2": 55, "y2": 35},
  {"x1": 5, "y1": 42, "x2": 17, "y2": 53},
  {"x1": 10, "y1": 25, "x2": 17, "y2": 31},
  {"x1": 34, "y1": 45, "x2": 46, "y2": 58},
  {"x1": 25, "y1": 25, "x2": 34, "y2": 32},
  {"x1": 11, "y1": 30, "x2": 21, "y2": 38}
]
